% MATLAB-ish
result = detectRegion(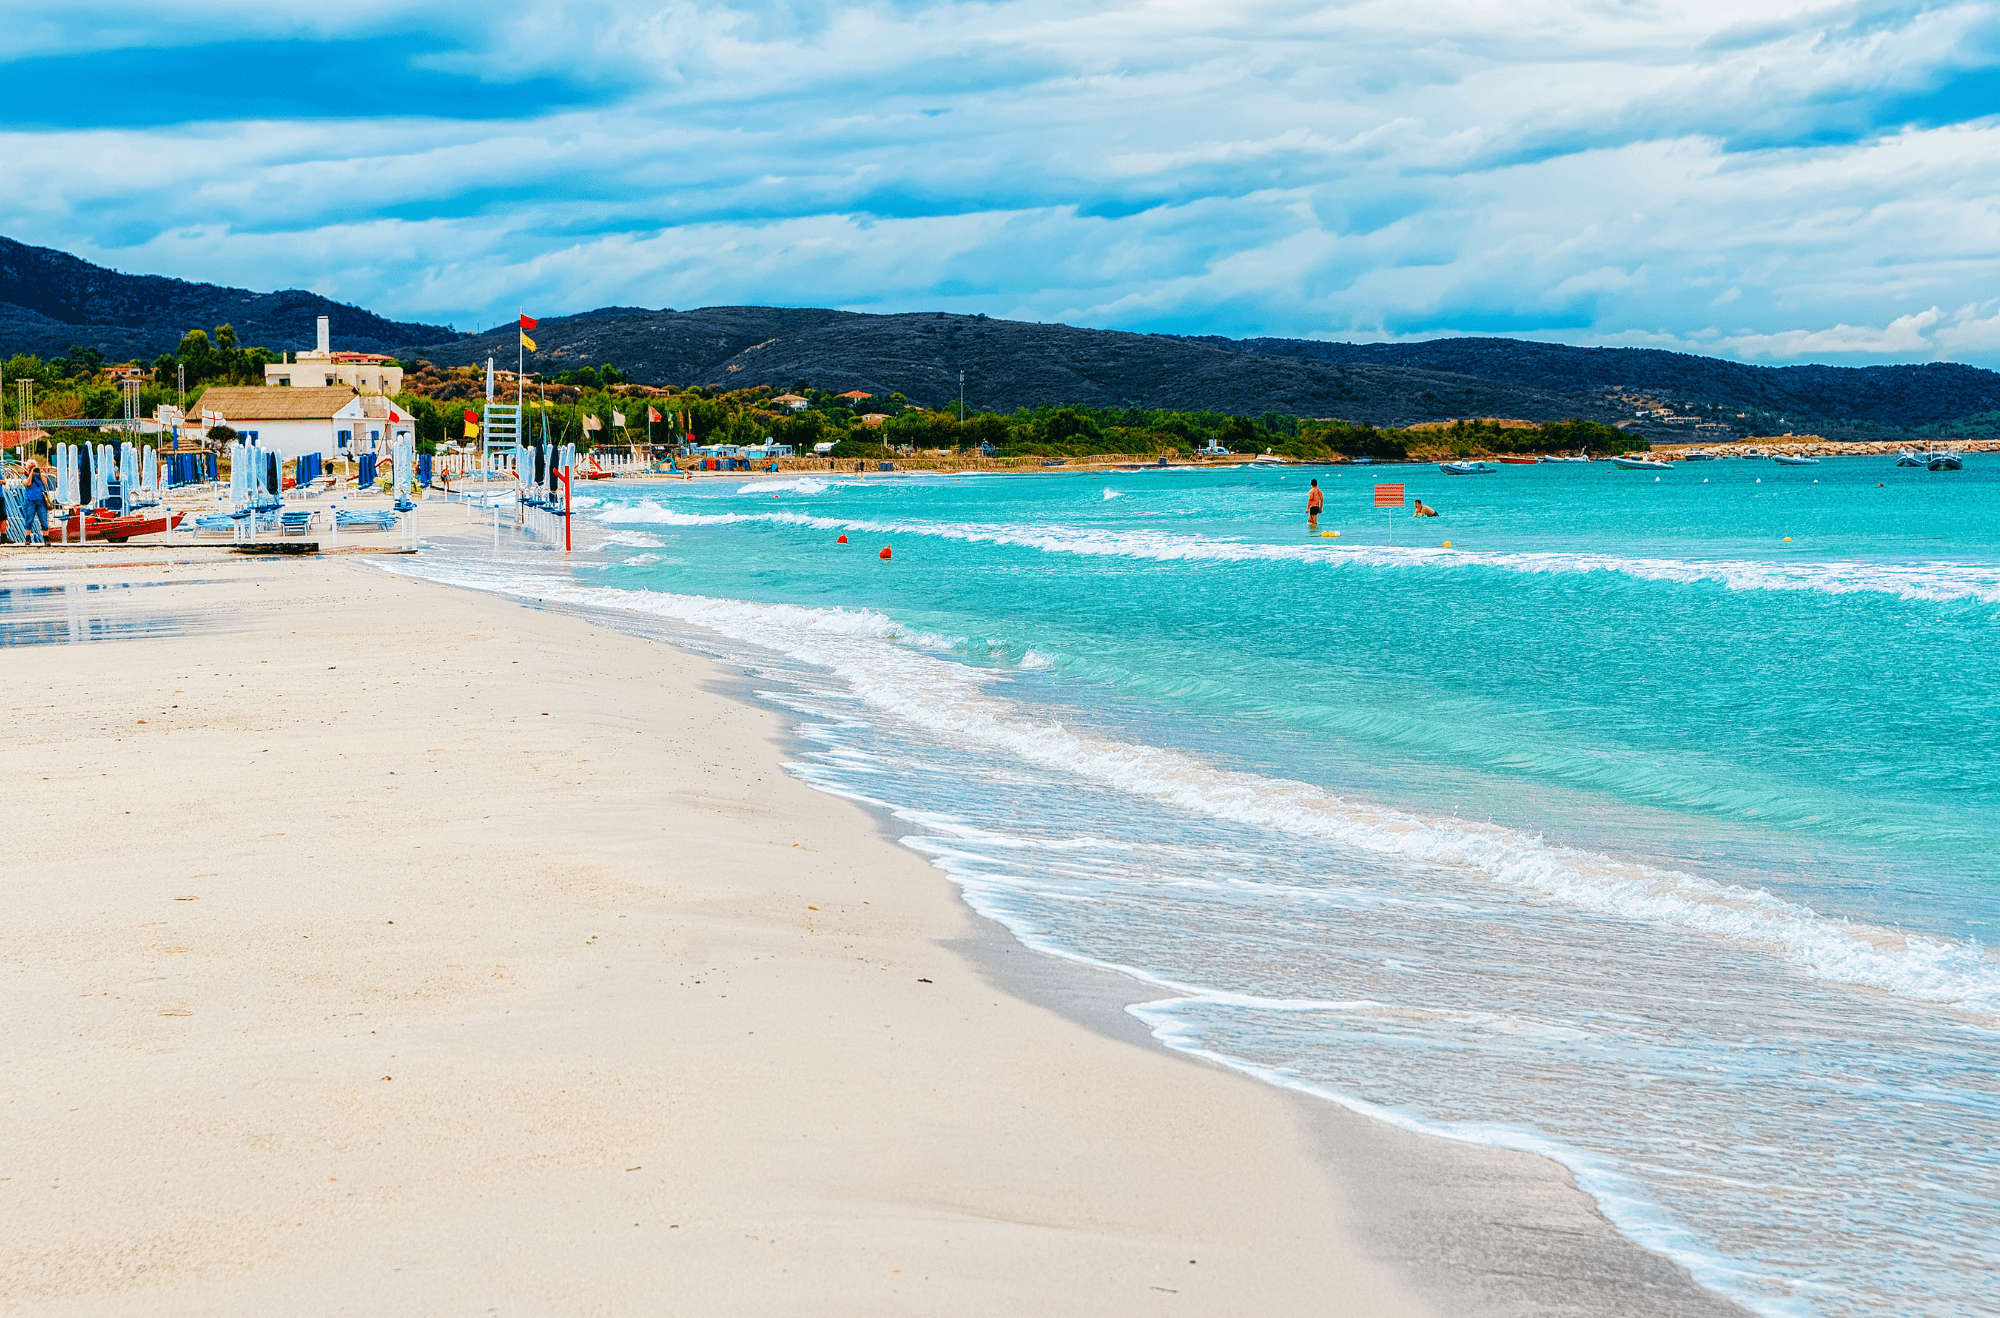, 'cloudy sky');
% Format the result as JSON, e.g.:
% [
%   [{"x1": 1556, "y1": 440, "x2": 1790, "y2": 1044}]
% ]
[{"x1": 5, "y1": 0, "x2": 1999, "y2": 363}]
